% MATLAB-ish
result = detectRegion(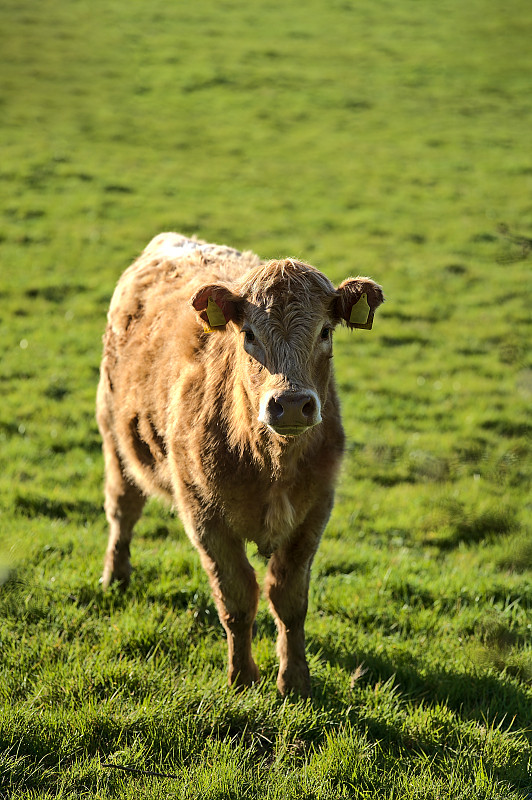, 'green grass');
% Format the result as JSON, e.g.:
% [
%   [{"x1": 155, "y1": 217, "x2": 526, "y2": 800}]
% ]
[{"x1": 1, "y1": 0, "x2": 531, "y2": 797}]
